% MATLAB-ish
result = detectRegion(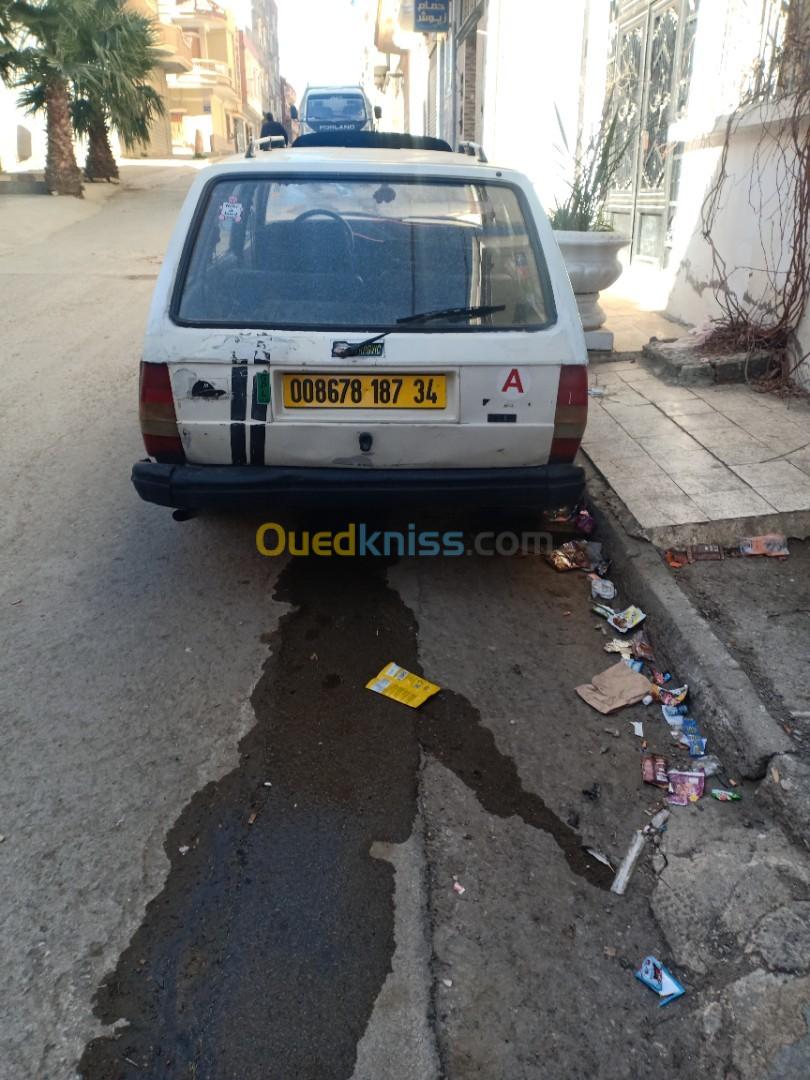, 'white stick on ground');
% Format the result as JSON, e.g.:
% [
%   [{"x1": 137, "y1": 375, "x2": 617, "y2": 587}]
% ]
[{"x1": 610, "y1": 809, "x2": 670, "y2": 896}]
